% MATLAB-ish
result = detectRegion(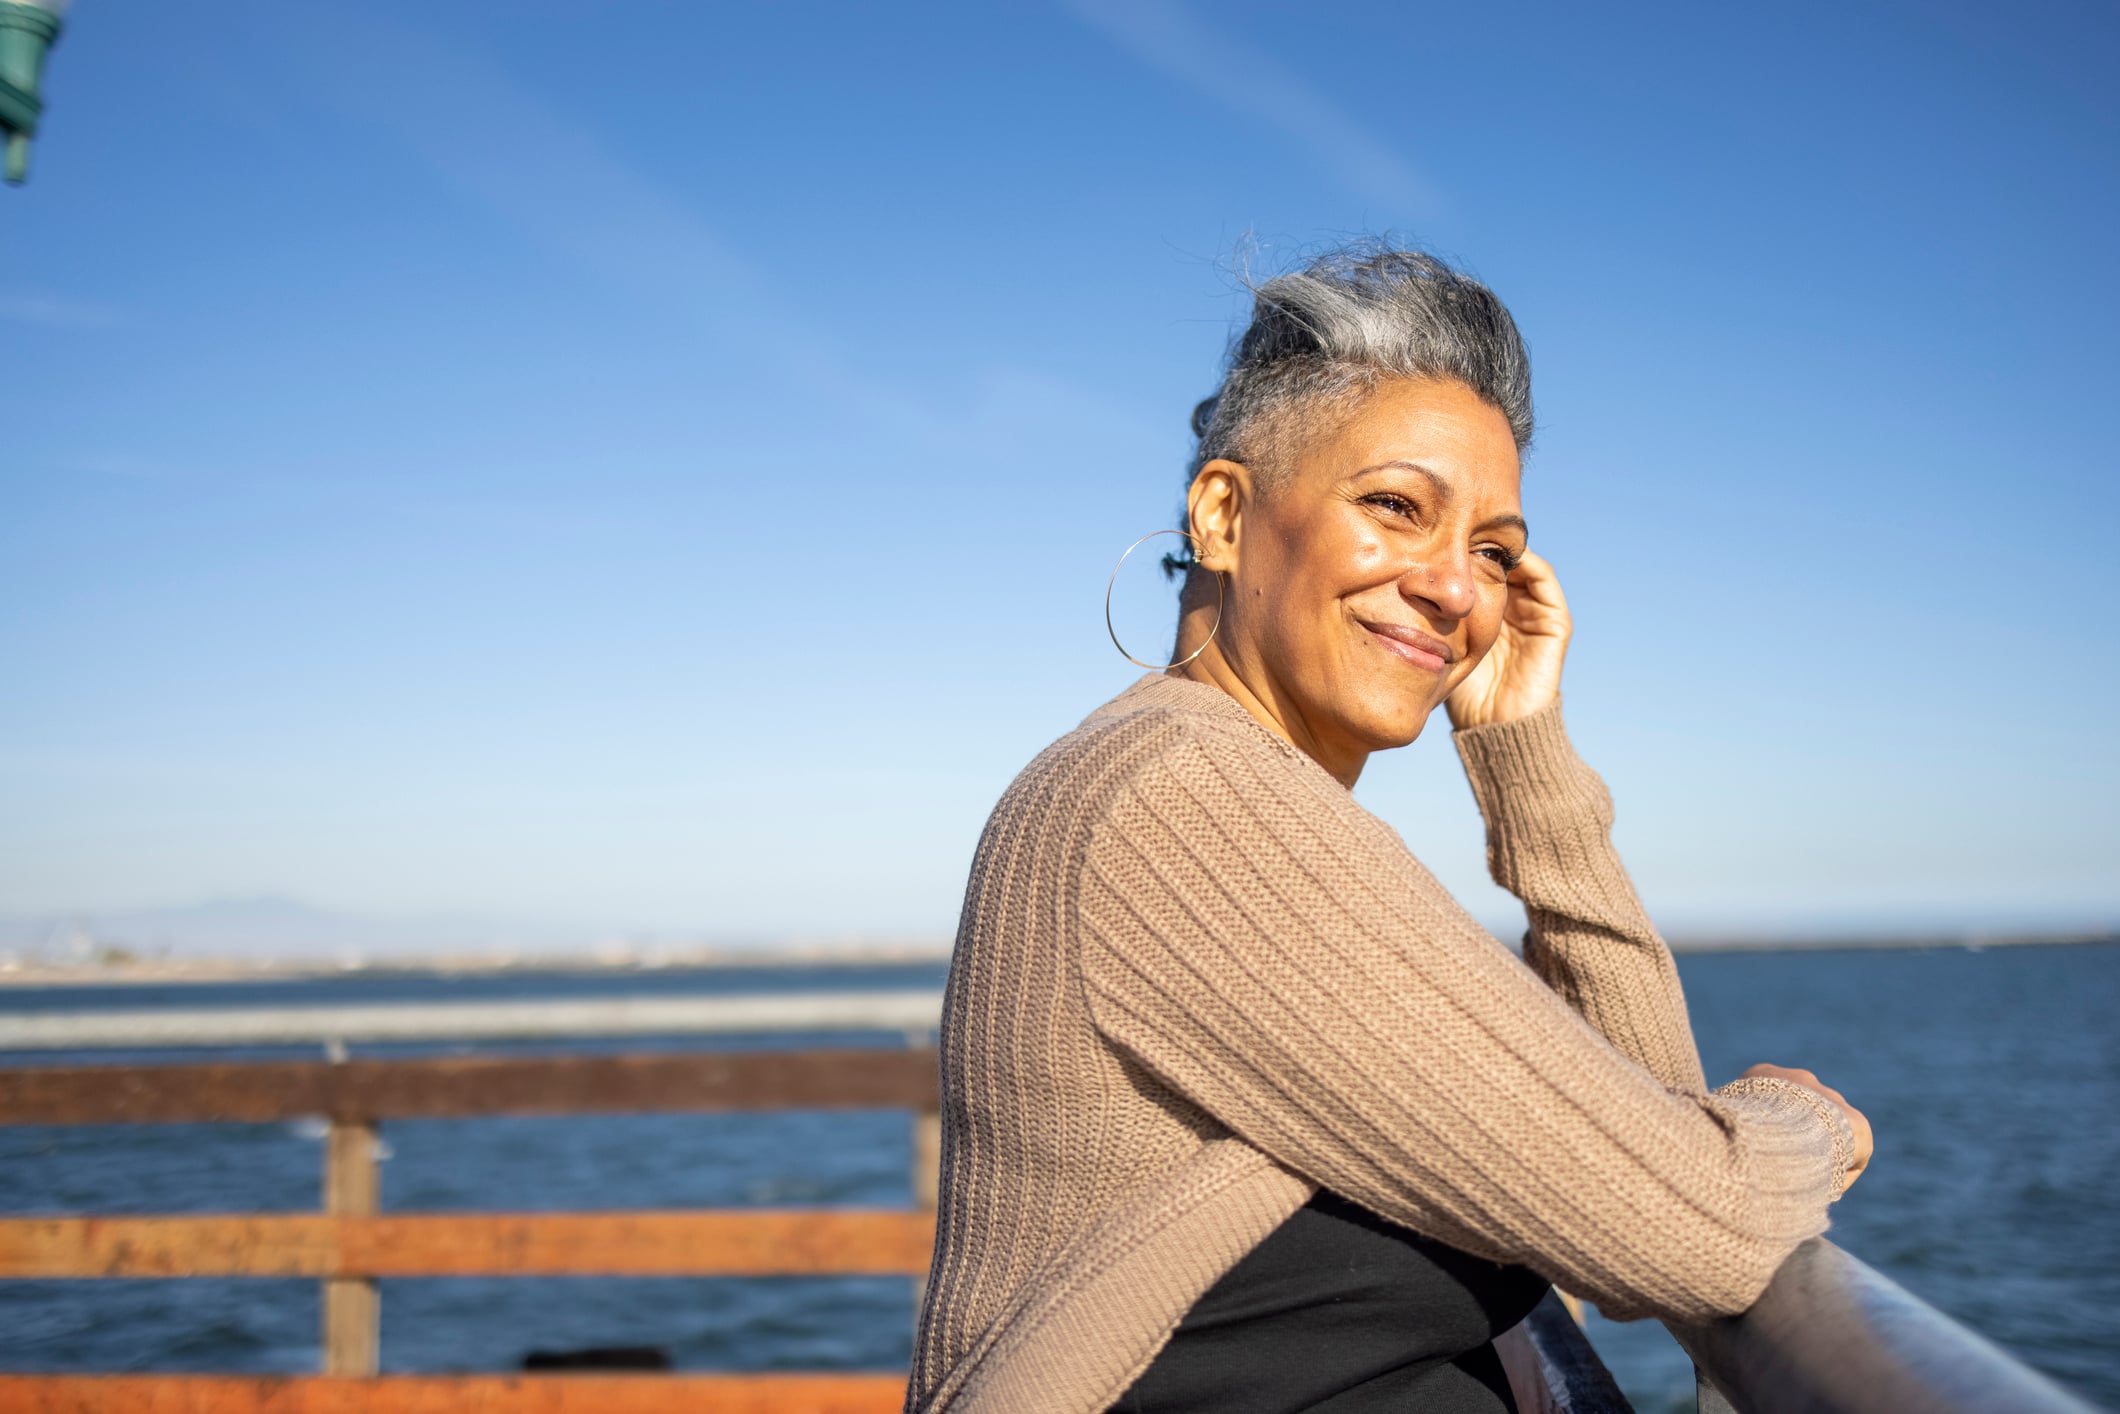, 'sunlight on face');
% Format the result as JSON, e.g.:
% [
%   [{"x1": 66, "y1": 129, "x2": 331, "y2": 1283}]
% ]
[{"x1": 1210, "y1": 377, "x2": 1526, "y2": 767}]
